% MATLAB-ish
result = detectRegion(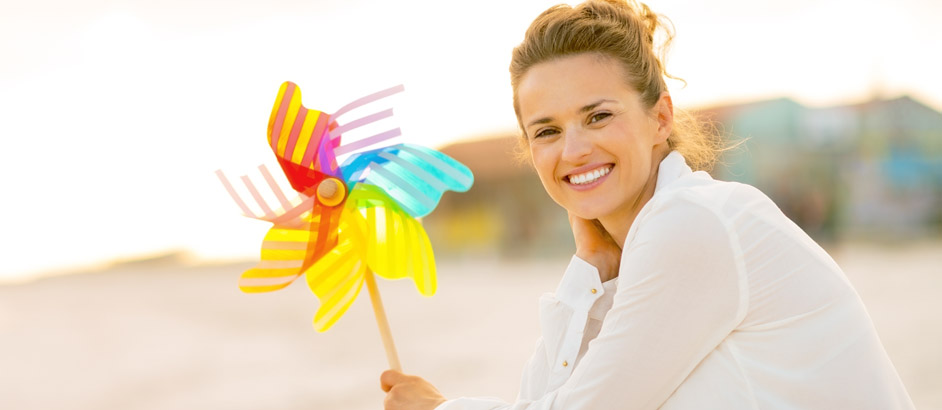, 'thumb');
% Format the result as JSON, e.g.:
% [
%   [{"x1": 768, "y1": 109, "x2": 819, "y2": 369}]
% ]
[{"x1": 380, "y1": 369, "x2": 408, "y2": 393}]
